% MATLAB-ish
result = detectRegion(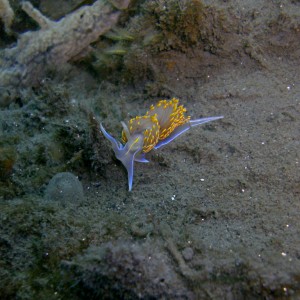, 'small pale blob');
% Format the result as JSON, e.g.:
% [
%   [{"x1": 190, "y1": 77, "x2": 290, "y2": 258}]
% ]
[
  {"x1": 44, "y1": 172, "x2": 84, "y2": 204},
  {"x1": 100, "y1": 98, "x2": 223, "y2": 191},
  {"x1": 182, "y1": 247, "x2": 194, "y2": 261}
]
